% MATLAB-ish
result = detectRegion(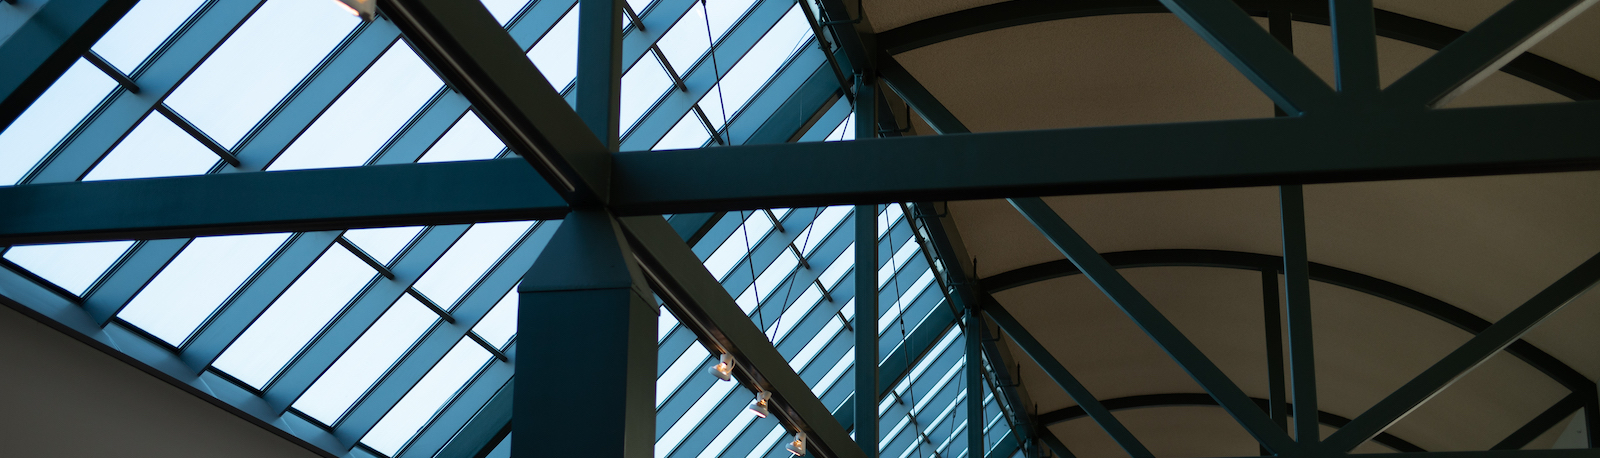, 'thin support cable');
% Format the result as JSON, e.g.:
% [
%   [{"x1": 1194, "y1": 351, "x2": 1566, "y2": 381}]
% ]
[{"x1": 701, "y1": 0, "x2": 732, "y2": 145}]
